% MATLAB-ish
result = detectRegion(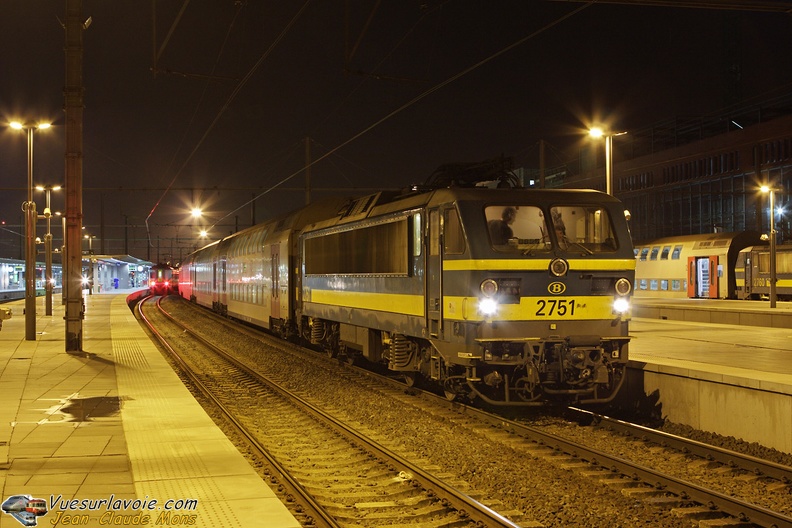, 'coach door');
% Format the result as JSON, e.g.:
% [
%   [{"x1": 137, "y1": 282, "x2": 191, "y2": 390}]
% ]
[
  {"x1": 427, "y1": 208, "x2": 443, "y2": 338},
  {"x1": 270, "y1": 244, "x2": 280, "y2": 319},
  {"x1": 687, "y1": 255, "x2": 719, "y2": 298}
]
